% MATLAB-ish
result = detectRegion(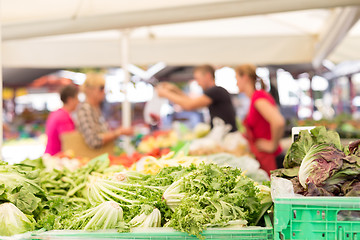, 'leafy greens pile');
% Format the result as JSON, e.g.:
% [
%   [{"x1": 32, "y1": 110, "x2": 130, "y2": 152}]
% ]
[
  {"x1": 272, "y1": 126, "x2": 360, "y2": 196},
  {"x1": 0, "y1": 154, "x2": 271, "y2": 238},
  {"x1": 163, "y1": 164, "x2": 268, "y2": 237}
]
